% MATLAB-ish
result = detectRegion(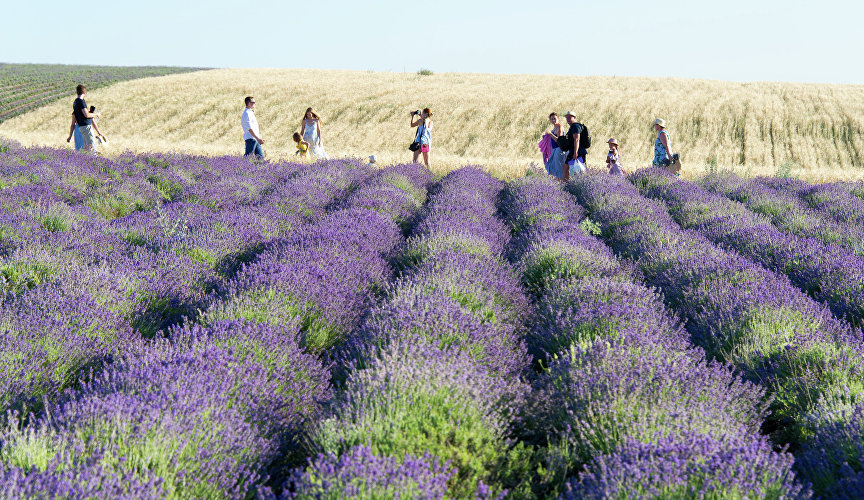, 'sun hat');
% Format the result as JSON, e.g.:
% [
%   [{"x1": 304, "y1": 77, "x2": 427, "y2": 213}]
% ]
[
  {"x1": 653, "y1": 118, "x2": 666, "y2": 128},
  {"x1": 565, "y1": 111, "x2": 577, "y2": 118},
  {"x1": 607, "y1": 138, "x2": 618, "y2": 146}
]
